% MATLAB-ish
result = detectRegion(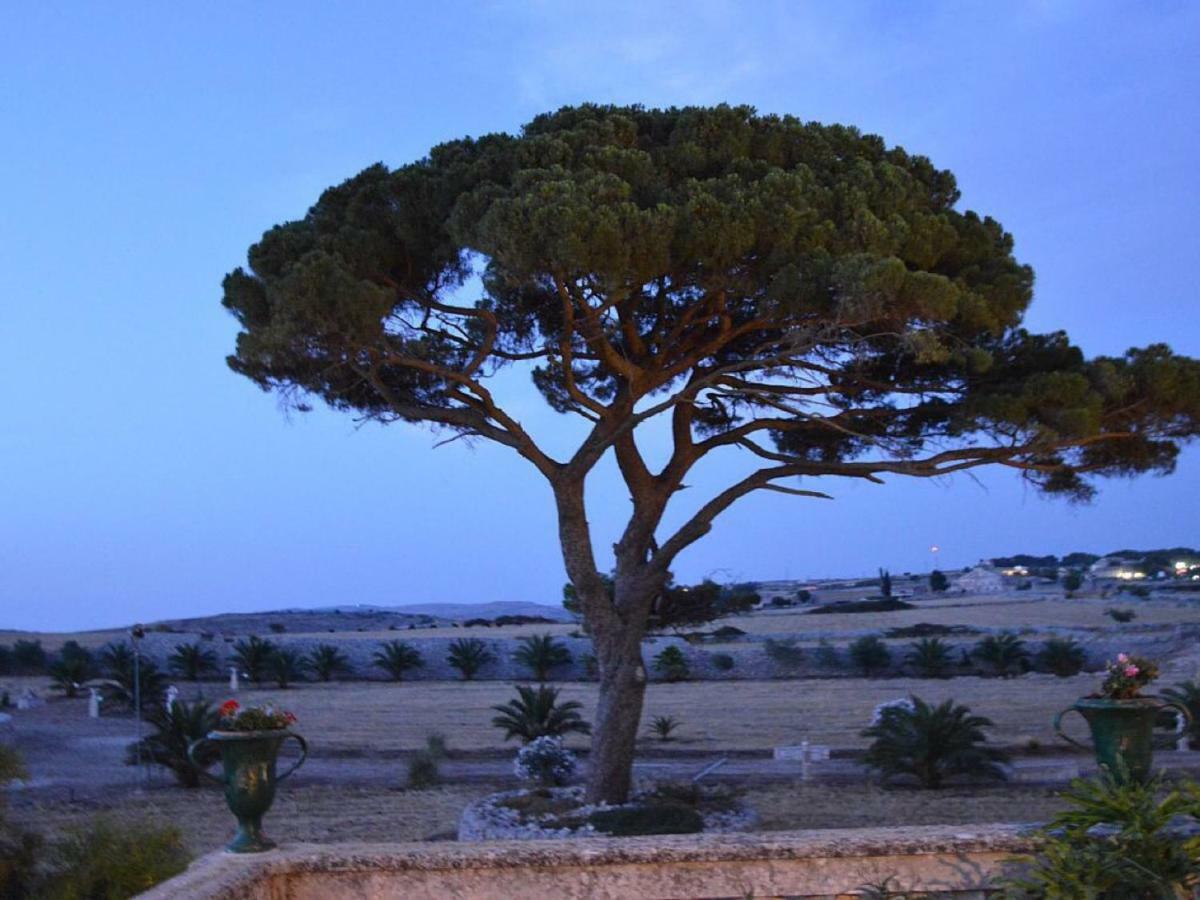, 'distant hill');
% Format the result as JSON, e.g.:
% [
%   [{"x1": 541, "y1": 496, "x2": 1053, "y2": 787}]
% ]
[{"x1": 370, "y1": 601, "x2": 574, "y2": 622}]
